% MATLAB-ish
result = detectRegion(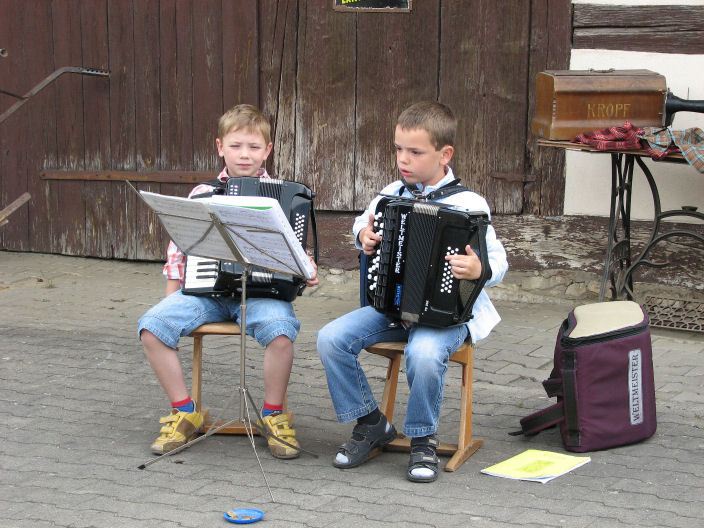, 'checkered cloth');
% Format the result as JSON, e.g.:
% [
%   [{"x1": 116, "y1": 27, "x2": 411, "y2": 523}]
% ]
[
  {"x1": 571, "y1": 121, "x2": 704, "y2": 174},
  {"x1": 640, "y1": 127, "x2": 704, "y2": 173},
  {"x1": 571, "y1": 121, "x2": 644, "y2": 151}
]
